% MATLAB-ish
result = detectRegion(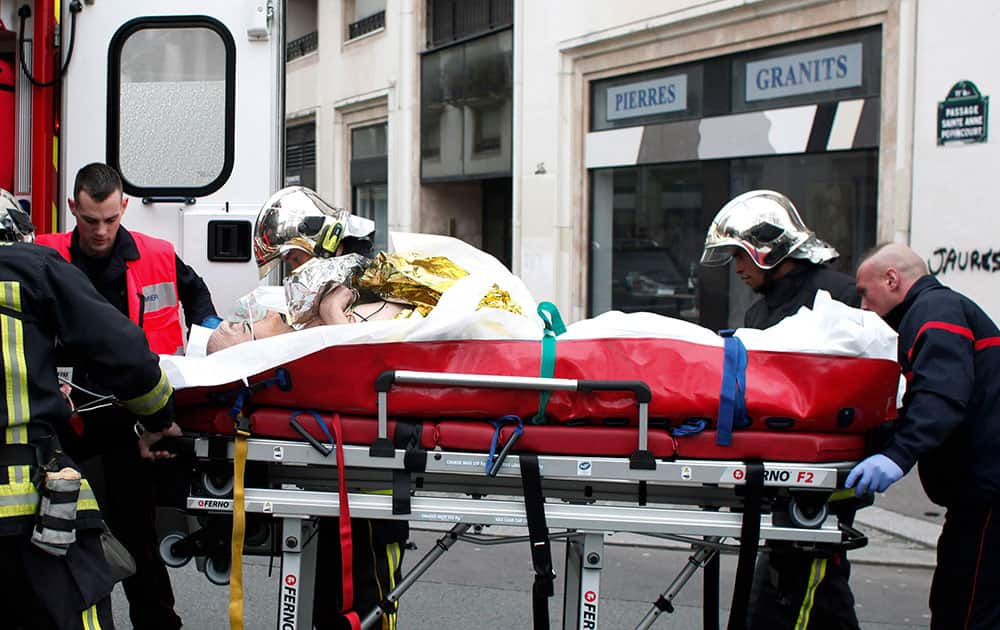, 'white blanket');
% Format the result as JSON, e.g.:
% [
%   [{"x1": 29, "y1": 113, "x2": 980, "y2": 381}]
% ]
[{"x1": 163, "y1": 233, "x2": 897, "y2": 390}]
